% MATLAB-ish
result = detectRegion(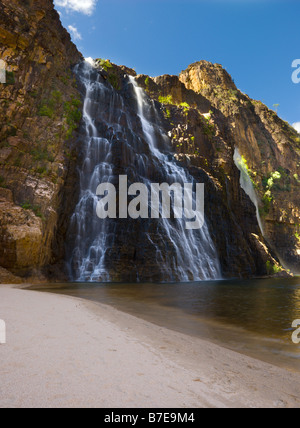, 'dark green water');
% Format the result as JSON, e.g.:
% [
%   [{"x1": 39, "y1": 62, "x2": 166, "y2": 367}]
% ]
[{"x1": 31, "y1": 277, "x2": 300, "y2": 372}]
